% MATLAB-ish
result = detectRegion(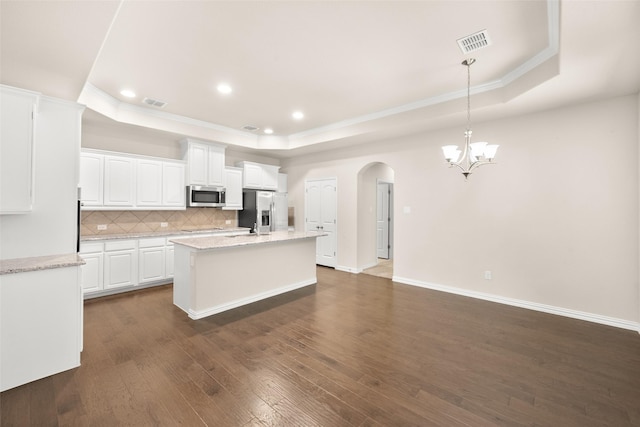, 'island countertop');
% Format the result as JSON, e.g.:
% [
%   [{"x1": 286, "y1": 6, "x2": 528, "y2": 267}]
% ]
[{"x1": 170, "y1": 230, "x2": 326, "y2": 250}]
